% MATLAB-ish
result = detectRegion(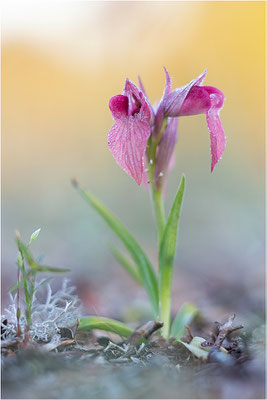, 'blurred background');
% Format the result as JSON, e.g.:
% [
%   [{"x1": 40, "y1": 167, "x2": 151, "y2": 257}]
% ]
[{"x1": 2, "y1": 1, "x2": 265, "y2": 327}]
